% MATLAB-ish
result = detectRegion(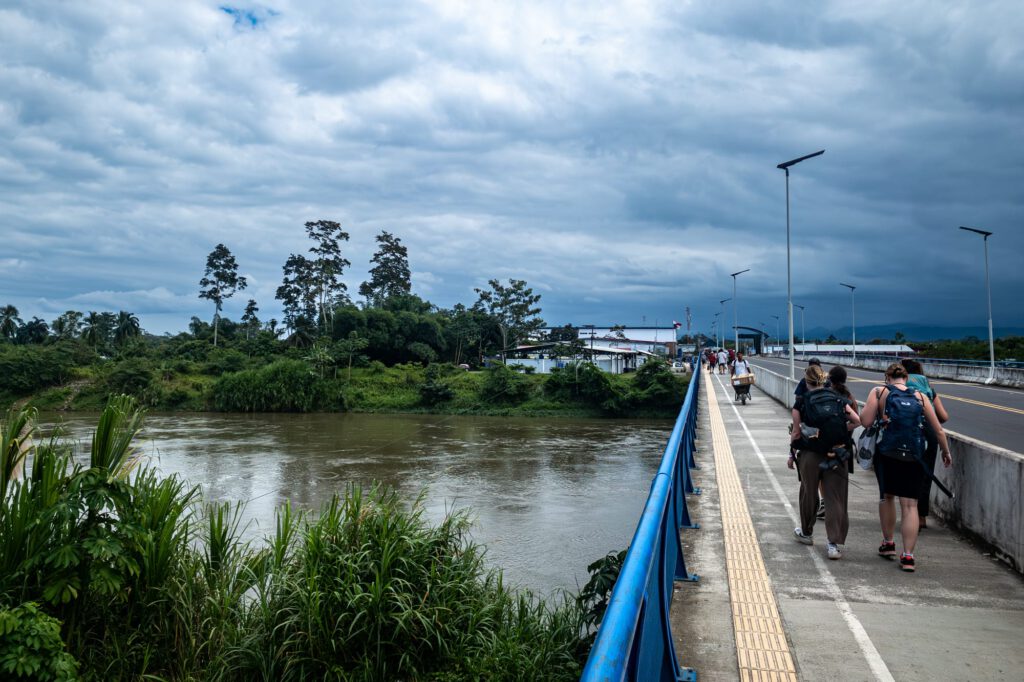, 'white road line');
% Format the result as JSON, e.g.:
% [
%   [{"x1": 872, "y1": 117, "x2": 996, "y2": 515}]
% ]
[{"x1": 712, "y1": 373, "x2": 896, "y2": 682}]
